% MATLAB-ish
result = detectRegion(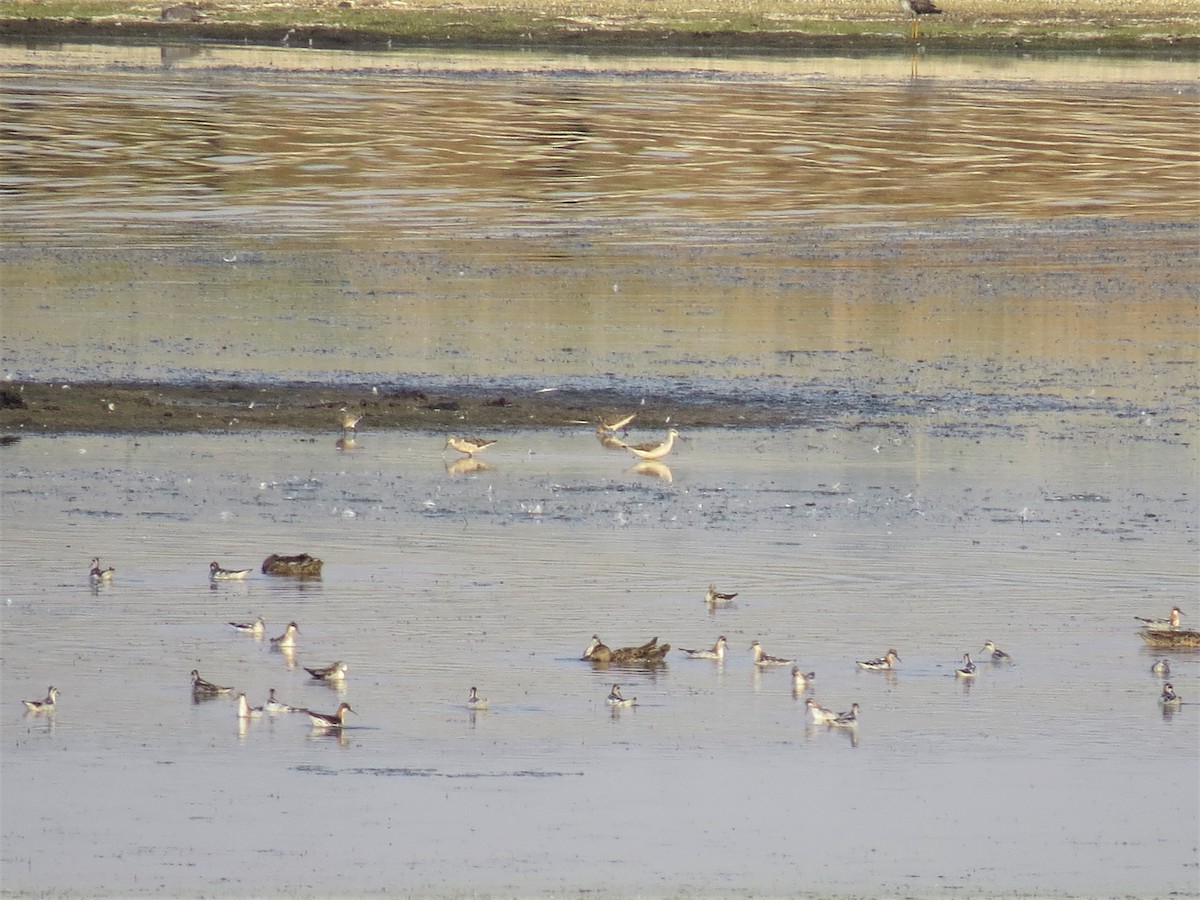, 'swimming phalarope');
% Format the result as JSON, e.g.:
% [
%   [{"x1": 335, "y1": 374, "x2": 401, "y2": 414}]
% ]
[
  {"x1": 89, "y1": 557, "x2": 115, "y2": 584},
  {"x1": 444, "y1": 435, "x2": 496, "y2": 457},
  {"x1": 857, "y1": 649, "x2": 901, "y2": 671},
  {"x1": 236, "y1": 692, "x2": 264, "y2": 719},
  {"x1": 791, "y1": 667, "x2": 816, "y2": 690},
  {"x1": 270, "y1": 621, "x2": 300, "y2": 648},
  {"x1": 704, "y1": 584, "x2": 738, "y2": 606},
  {"x1": 619, "y1": 428, "x2": 680, "y2": 461},
  {"x1": 954, "y1": 653, "x2": 977, "y2": 678},
  {"x1": 750, "y1": 640, "x2": 793, "y2": 666},
  {"x1": 22, "y1": 686, "x2": 59, "y2": 712},
  {"x1": 831, "y1": 703, "x2": 860, "y2": 727},
  {"x1": 264, "y1": 688, "x2": 297, "y2": 714},
  {"x1": 304, "y1": 660, "x2": 347, "y2": 682},
  {"x1": 606, "y1": 684, "x2": 637, "y2": 707},
  {"x1": 1150, "y1": 659, "x2": 1171, "y2": 677},
  {"x1": 305, "y1": 702, "x2": 355, "y2": 728},
  {"x1": 1135, "y1": 606, "x2": 1184, "y2": 630},
  {"x1": 210, "y1": 561, "x2": 253, "y2": 581},
  {"x1": 981, "y1": 640, "x2": 1012, "y2": 662},
  {"x1": 467, "y1": 686, "x2": 489, "y2": 710},
  {"x1": 191, "y1": 669, "x2": 233, "y2": 695},
  {"x1": 805, "y1": 697, "x2": 838, "y2": 725},
  {"x1": 229, "y1": 615, "x2": 266, "y2": 635},
  {"x1": 680, "y1": 636, "x2": 727, "y2": 660},
  {"x1": 1160, "y1": 683, "x2": 1182, "y2": 706}
]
